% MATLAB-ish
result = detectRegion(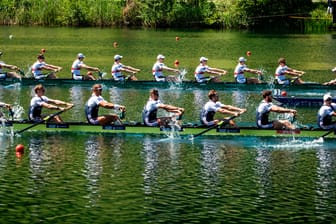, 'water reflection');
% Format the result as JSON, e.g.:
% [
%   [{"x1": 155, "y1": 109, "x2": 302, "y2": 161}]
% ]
[
  {"x1": 28, "y1": 137, "x2": 56, "y2": 194},
  {"x1": 70, "y1": 86, "x2": 87, "y2": 121},
  {"x1": 315, "y1": 148, "x2": 336, "y2": 218},
  {"x1": 0, "y1": 135, "x2": 12, "y2": 172},
  {"x1": 199, "y1": 142, "x2": 222, "y2": 198},
  {"x1": 255, "y1": 149, "x2": 271, "y2": 202},
  {"x1": 83, "y1": 135, "x2": 104, "y2": 207},
  {"x1": 142, "y1": 137, "x2": 181, "y2": 195}
]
